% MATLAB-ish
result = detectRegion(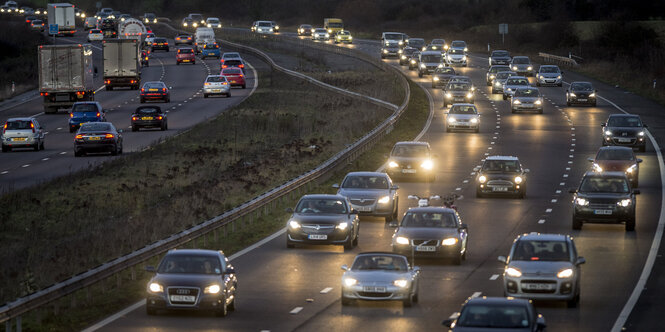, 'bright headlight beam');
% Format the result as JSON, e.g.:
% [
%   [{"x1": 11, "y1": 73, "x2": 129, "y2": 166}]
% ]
[
  {"x1": 378, "y1": 196, "x2": 390, "y2": 204},
  {"x1": 149, "y1": 283, "x2": 163, "y2": 293},
  {"x1": 557, "y1": 268, "x2": 574, "y2": 279},
  {"x1": 289, "y1": 220, "x2": 301, "y2": 229},
  {"x1": 505, "y1": 267, "x2": 522, "y2": 277},
  {"x1": 395, "y1": 236, "x2": 409, "y2": 245},
  {"x1": 336, "y1": 222, "x2": 349, "y2": 230},
  {"x1": 441, "y1": 238, "x2": 458, "y2": 246},
  {"x1": 343, "y1": 278, "x2": 357, "y2": 287},
  {"x1": 205, "y1": 284, "x2": 221, "y2": 294},
  {"x1": 421, "y1": 160, "x2": 434, "y2": 170},
  {"x1": 393, "y1": 279, "x2": 408, "y2": 288}
]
